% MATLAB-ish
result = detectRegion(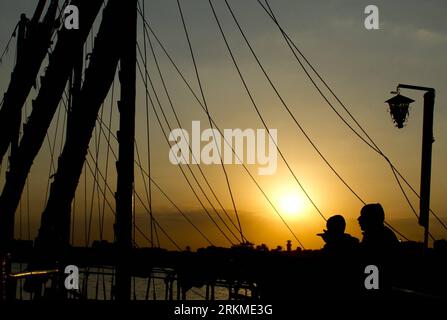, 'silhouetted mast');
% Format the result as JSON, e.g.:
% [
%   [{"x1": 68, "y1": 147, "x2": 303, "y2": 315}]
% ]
[
  {"x1": 9, "y1": 14, "x2": 28, "y2": 160},
  {"x1": 0, "y1": 0, "x2": 58, "y2": 165},
  {"x1": 35, "y1": 0, "x2": 125, "y2": 248},
  {"x1": 0, "y1": 0, "x2": 103, "y2": 247},
  {"x1": 30, "y1": 0, "x2": 48, "y2": 25},
  {"x1": 115, "y1": 0, "x2": 138, "y2": 301}
]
